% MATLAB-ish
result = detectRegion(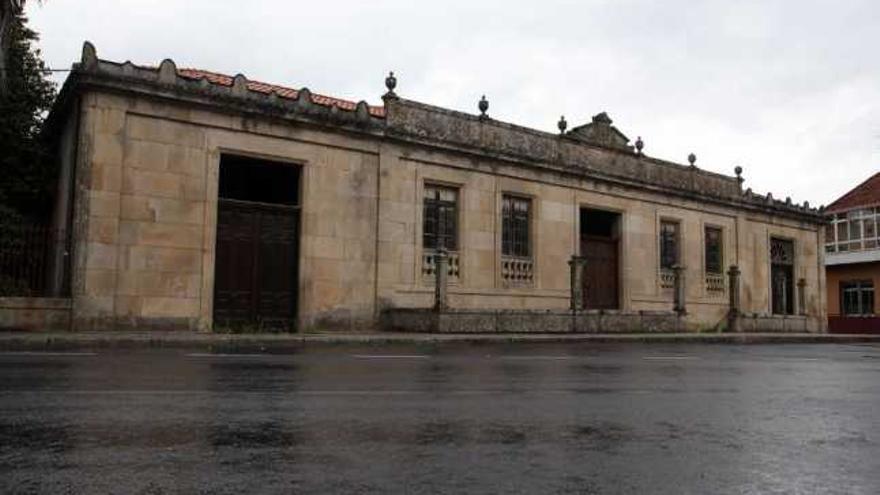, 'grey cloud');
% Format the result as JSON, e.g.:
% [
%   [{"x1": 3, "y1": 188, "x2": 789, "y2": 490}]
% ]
[{"x1": 28, "y1": 0, "x2": 879, "y2": 205}]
